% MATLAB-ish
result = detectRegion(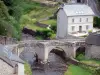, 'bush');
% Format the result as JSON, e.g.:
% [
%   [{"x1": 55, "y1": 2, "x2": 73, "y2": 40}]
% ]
[
  {"x1": 76, "y1": 54, "x2": 85, "y2": 61},
  {"x1": 94, "y1": 17, "x2": 100, "y2": 28},
  {"x1": 93, "y1": 68, "x2": 100, "y2": 75},
  {"x1": 36, "y1": 29, "x2": 53, "y2": 39},
  {"x1": 50, "y1": 25, "x2": 57, "y2": 33}
]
